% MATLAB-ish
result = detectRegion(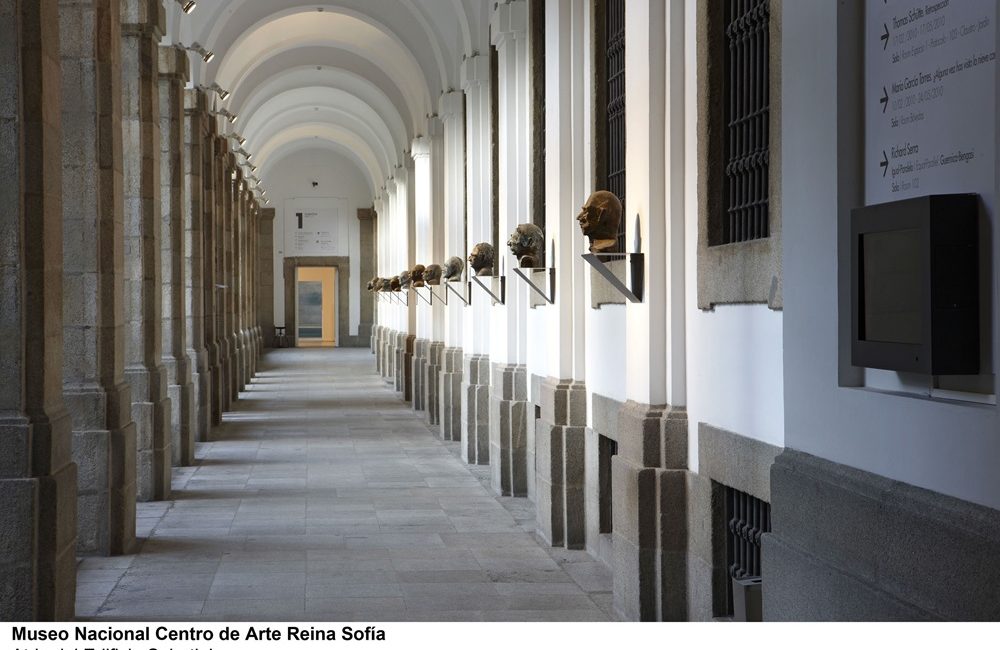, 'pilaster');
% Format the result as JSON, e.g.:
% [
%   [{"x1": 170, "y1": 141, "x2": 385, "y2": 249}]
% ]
[
  {"x1": 535, "y1": 378, "x2": 587, "y2": 548},
  {"x1": 59, "y1": 0, "x2": 137, "y2": 556},
  {"x1": 258, "y1": 208, "x2": 276, "y2": 347},
  {"x1": 184, "y1": 89, "x2": 211, "y2": 443},
  {"x1": 121, "y1": 0, "x2": 172, "y2": 501},
  {"x1": 158, "y1": 44, "x2": 194, "y2": 467}
]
